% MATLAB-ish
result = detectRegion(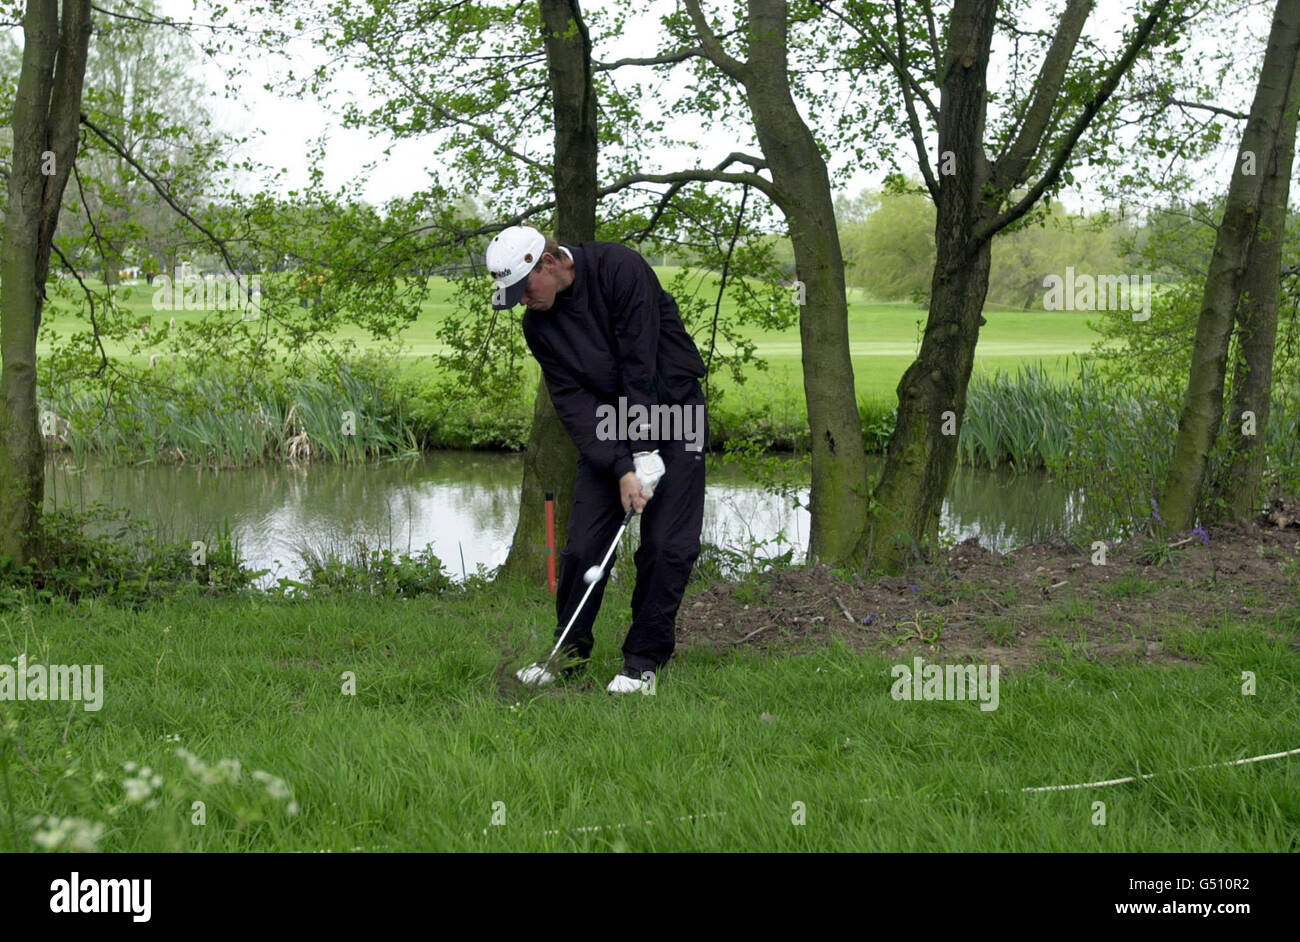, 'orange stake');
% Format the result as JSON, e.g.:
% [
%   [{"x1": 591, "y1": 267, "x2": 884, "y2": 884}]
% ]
[{"x1": 545, "y1": 492, "x2": 556, "y2": 594}]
